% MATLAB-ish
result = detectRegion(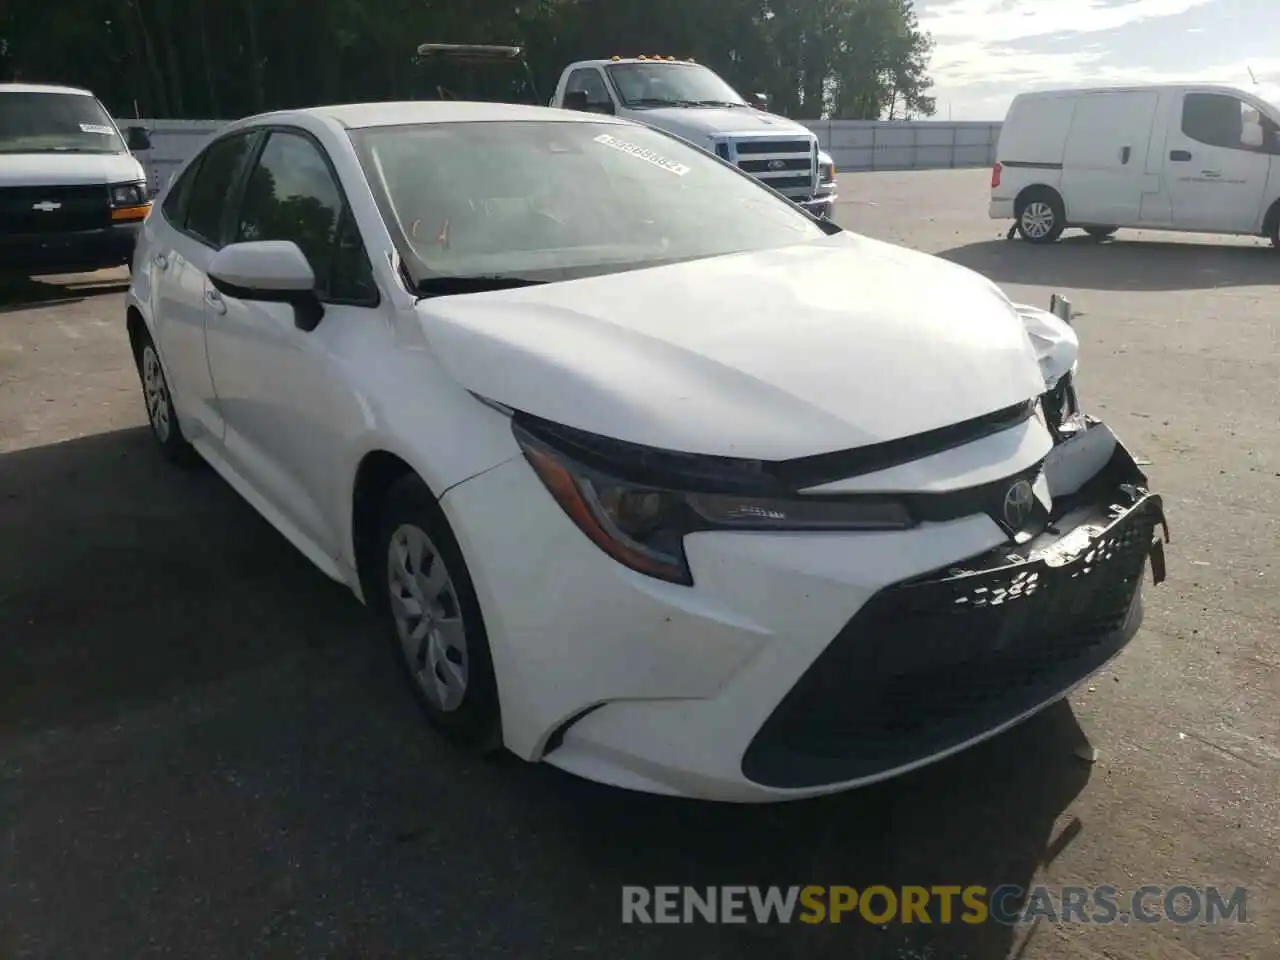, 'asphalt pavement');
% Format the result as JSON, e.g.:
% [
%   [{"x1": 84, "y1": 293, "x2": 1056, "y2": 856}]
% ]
[{"x1": 1, "y1": 169, "x2": 1277, "y2": 959}]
